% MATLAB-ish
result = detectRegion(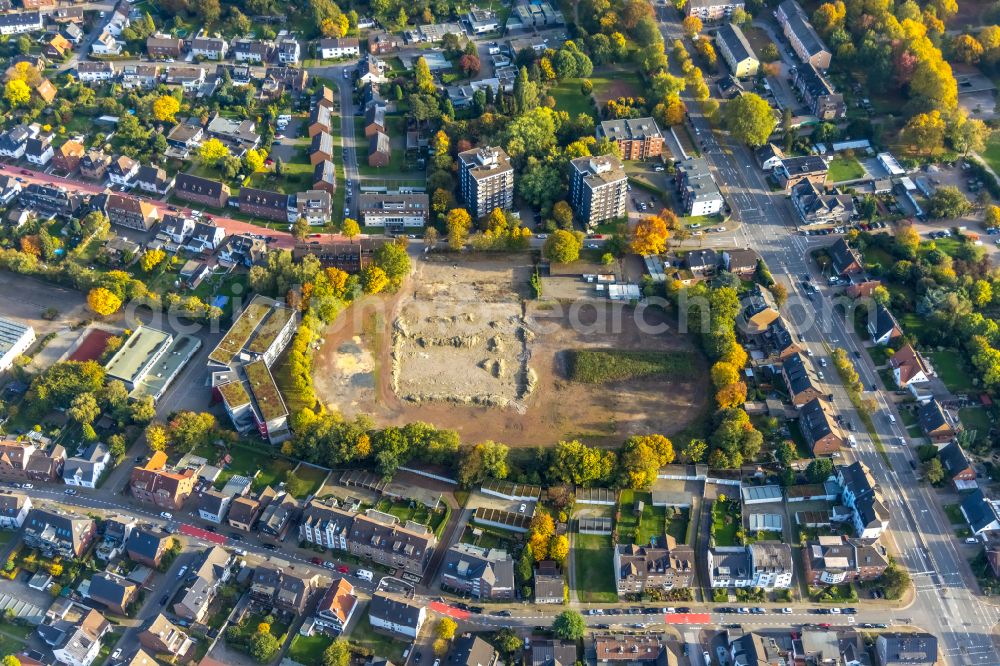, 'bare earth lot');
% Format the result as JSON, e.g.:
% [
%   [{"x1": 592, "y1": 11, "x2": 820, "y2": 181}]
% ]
[{"x1": 313, "y1": 255, "x2": 708, "y2": 446}]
